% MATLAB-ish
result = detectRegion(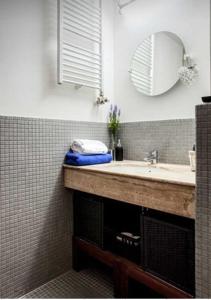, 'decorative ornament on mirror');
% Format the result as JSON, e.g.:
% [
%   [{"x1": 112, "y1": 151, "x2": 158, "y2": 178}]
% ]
[{"x1": 178, "y1": 55, "x2": 199, "y2": 86}]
